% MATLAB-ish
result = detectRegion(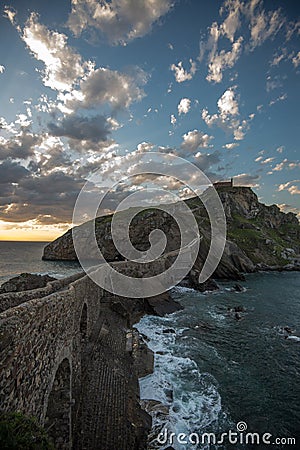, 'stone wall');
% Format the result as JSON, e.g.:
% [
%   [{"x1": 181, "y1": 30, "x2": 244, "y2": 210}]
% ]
[
  {"x1": 0, "y1": 272, "x2": 85, "y2": 314},
  {"x1": 0, "y1": 265, "x2": 178, "y2": 449}
]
